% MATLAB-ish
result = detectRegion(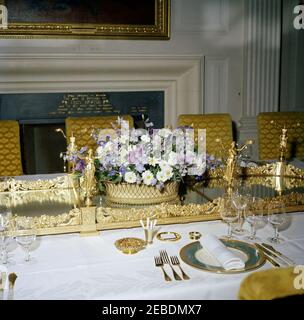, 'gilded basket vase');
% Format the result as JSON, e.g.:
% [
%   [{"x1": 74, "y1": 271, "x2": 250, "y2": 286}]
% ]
[{"x1": 103, "y1": 181, "x2": 180, "y2": 207}]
